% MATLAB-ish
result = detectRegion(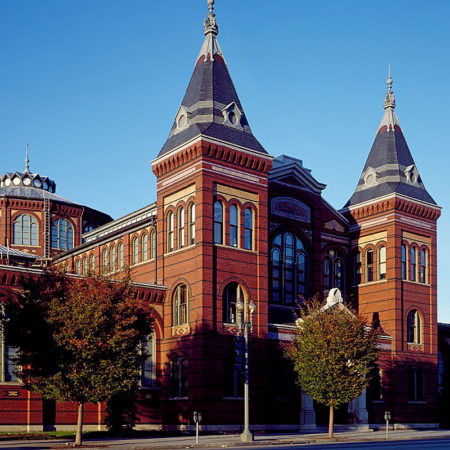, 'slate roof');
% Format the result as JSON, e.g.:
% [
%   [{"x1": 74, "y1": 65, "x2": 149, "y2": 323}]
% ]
[
  {"x1": 345, "y1": 77, "x2": 436, "y2": 208},
  {"x1": 157, "y1": 6, "x2": 267, "y2": 157},
  {"x1": 0, "y1": 245, "x2": 37, "y2": 260},
  {"x1": 0, "y1": 185, "x2": 76, "y2": 205}
]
